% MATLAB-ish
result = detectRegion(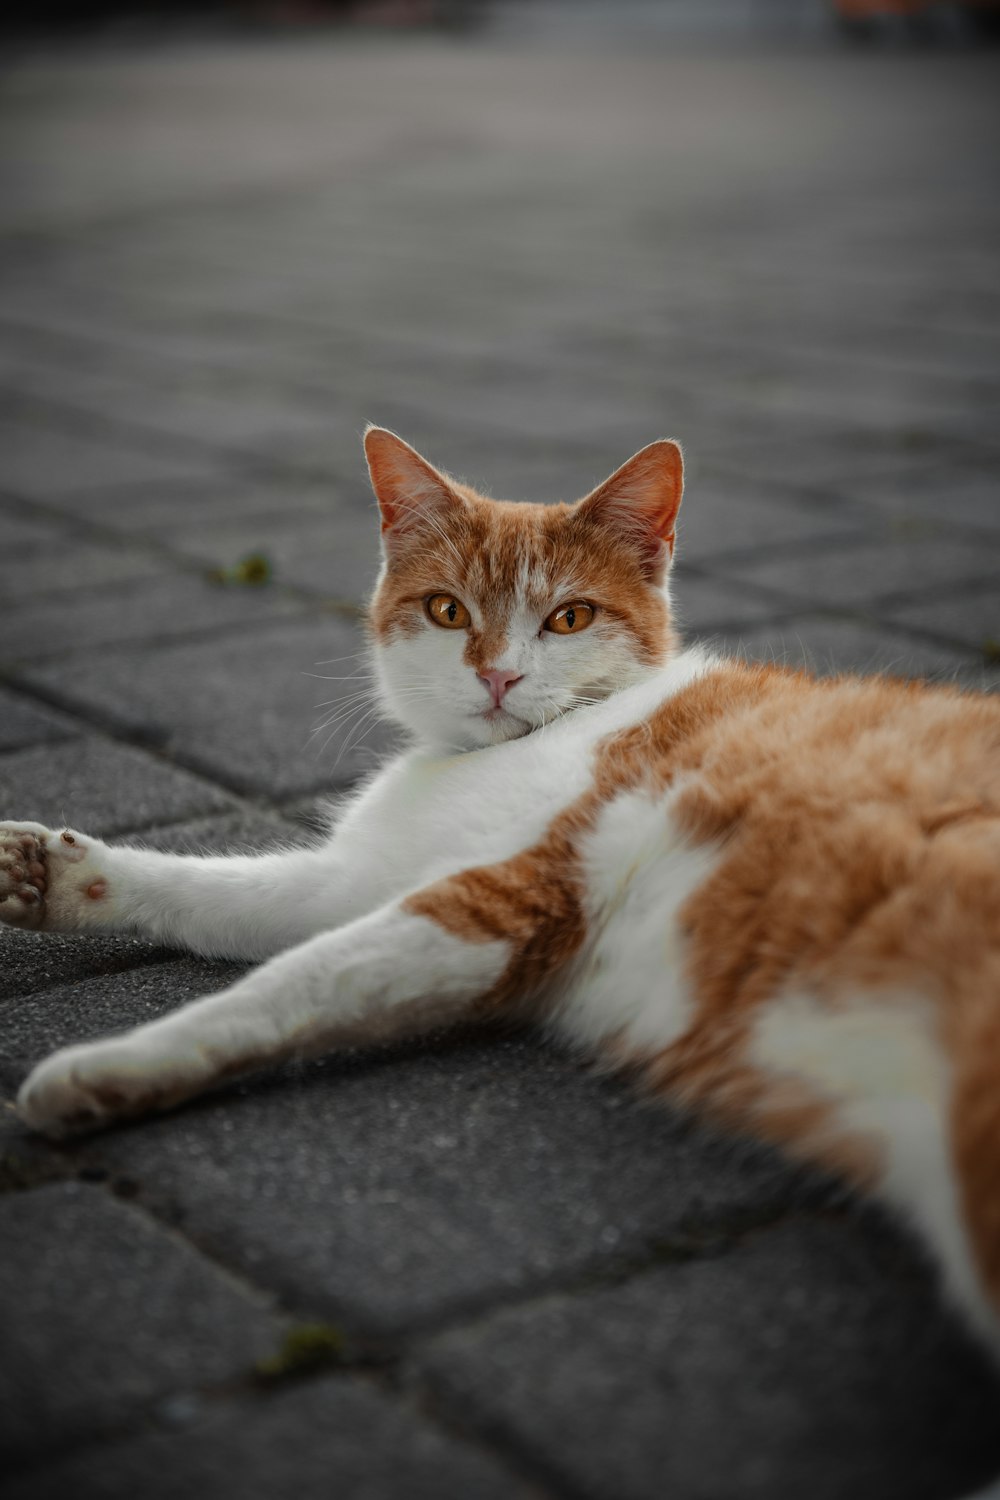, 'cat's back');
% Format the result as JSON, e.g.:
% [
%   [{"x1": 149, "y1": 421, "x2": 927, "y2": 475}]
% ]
[{"x1": 610, "y1": 658, "x2": 1000, "y2": 1012}]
